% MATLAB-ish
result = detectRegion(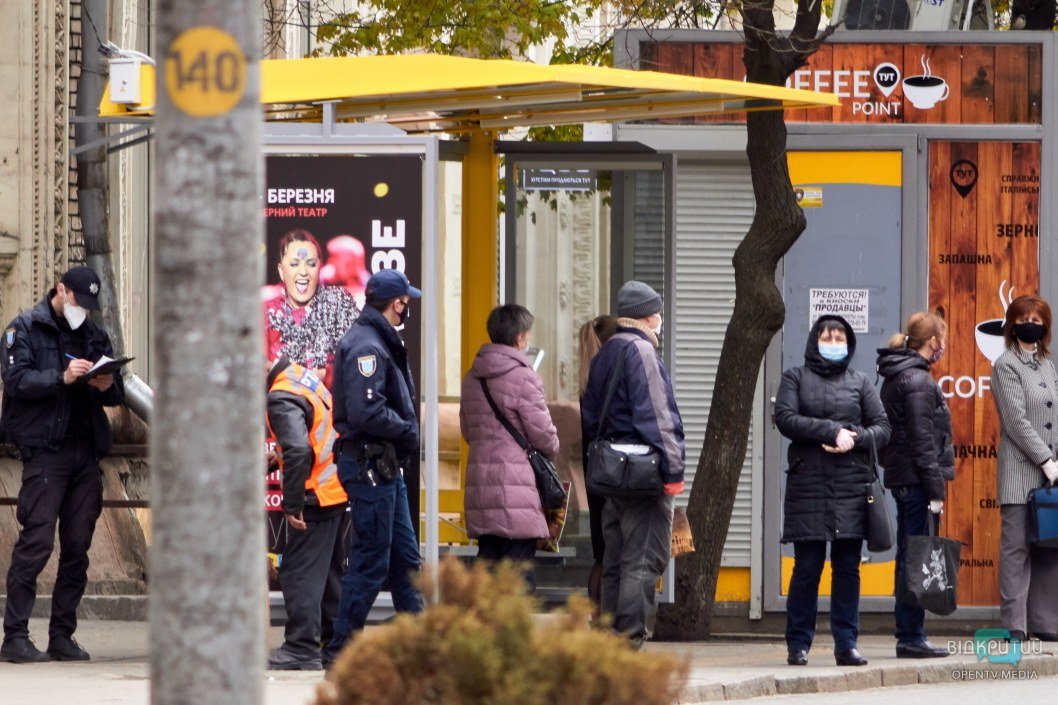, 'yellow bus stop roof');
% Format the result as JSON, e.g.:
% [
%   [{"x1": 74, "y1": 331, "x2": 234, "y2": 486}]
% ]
[{"x1": 100, "y1": 53, "x2": 838, "y2": 132}]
